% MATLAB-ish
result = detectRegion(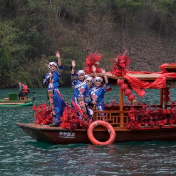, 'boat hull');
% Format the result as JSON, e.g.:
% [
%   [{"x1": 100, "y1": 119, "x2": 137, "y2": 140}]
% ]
[{"x1": 16, "y1": 123, "x2": 176, "y2": 145}]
